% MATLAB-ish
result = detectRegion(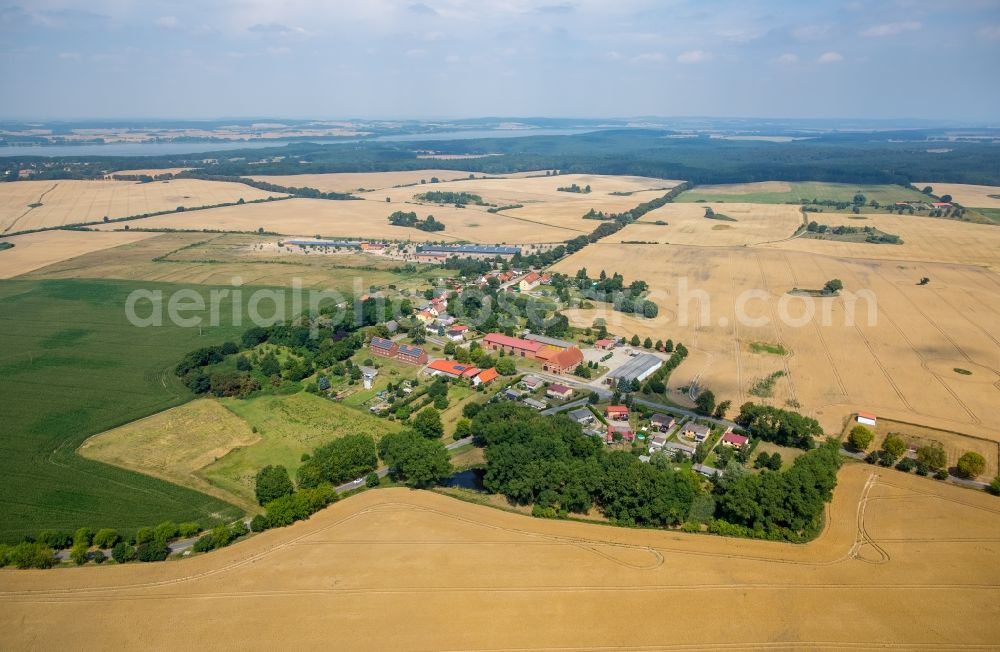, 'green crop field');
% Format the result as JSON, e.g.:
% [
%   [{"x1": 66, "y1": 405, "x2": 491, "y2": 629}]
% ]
[
  {"x1": 203, "y1": 393, "x2": 402, "y2": 506},
  {"x1": 0, "y1": 278, "x2": 281, "y2": 542},
  {"x1": 677, "y1": 182, "x2": 929, "y2": 205}
]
